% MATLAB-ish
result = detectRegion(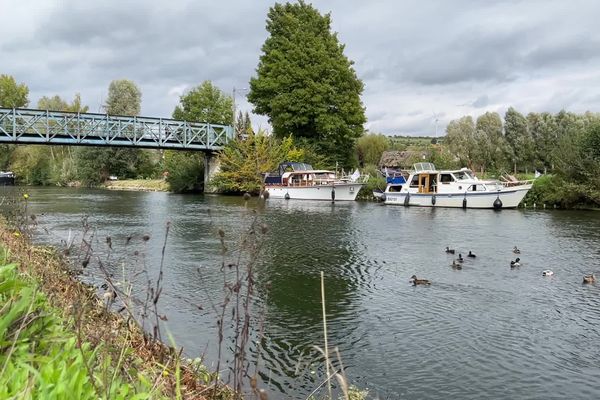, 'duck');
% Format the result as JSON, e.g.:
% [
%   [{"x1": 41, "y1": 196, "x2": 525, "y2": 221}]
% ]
[
  {"x1": 513, "y1": 246, "x2": 521, "y2": 254},
  {"x1": 457, "y1": 253, "x2": 464, "y2": 263},
  {"x1": 583, "y1": 274, "x2": 596, "y2": 284},
  {"x1": 467, "y1": 251, "x2": 476, "y2": 258},
  {"x1": 510, "y1": 258, "x2": 521, "y2": 268},
  {"x1": 542, "y1": 270, "x2": 554, "y2": 277},
  {"x1": 445, "y1": 246, "x2": 455, "y2": 254},
  {"x1": 409, "y1": 275, "x2": 431, "y2": 286},
  {"x1": 451, "y1": 260, "x2": 462, "y2": 270}
]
